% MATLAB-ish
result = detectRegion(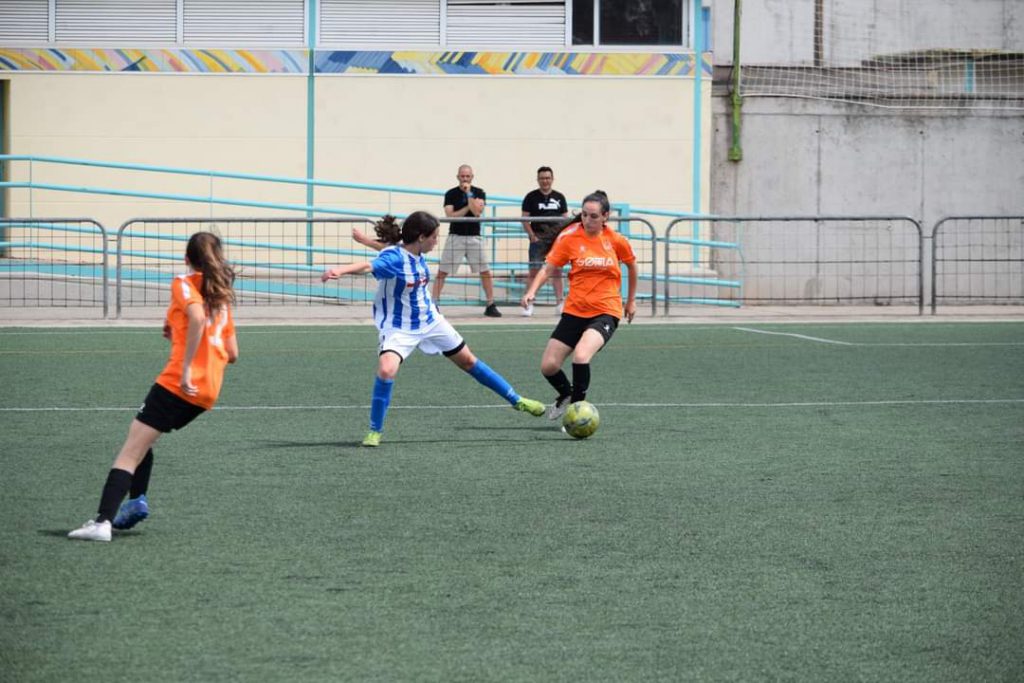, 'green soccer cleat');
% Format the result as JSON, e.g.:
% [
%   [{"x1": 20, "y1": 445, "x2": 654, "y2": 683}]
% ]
[
  {"x1": 514, "y1": 397, "x2": 546, "y2": 417},
  {"x1": 362, "y1": 431, "x2": 382, "y2": 447}
]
